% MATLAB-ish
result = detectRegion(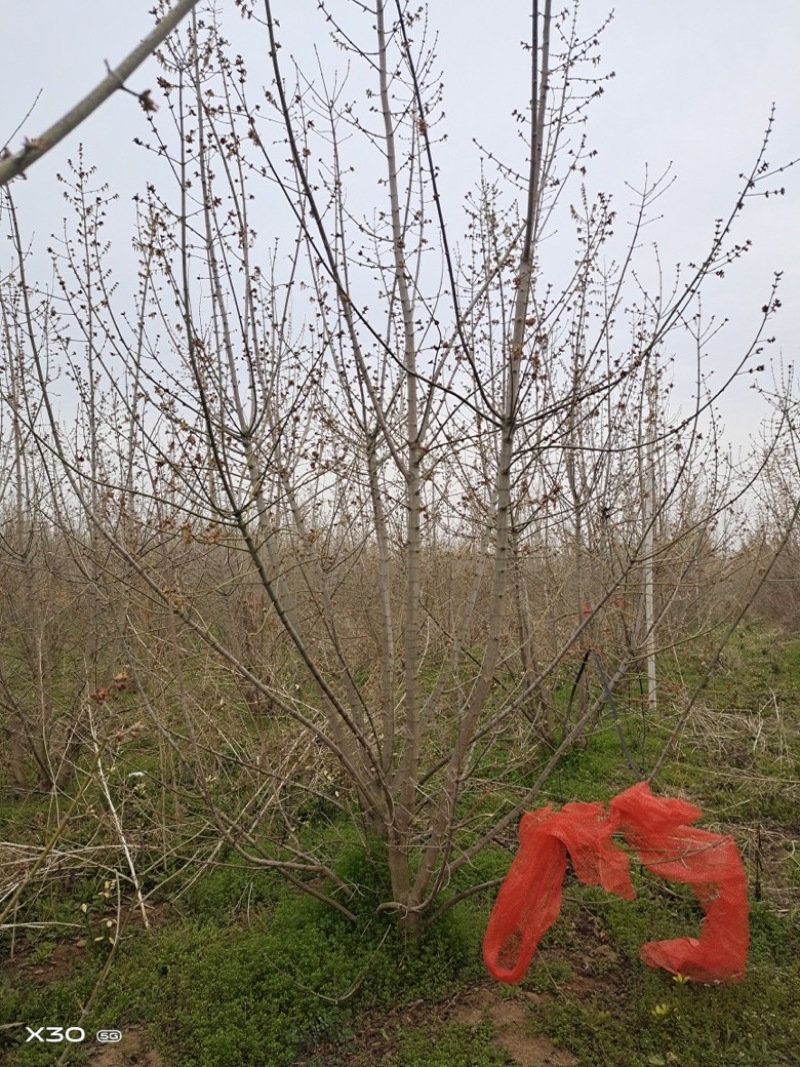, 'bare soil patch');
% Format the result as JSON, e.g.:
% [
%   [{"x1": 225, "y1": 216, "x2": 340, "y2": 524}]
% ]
[
  {"x1": 451, "y1": 986, "x2": 578, "y2": 1066},
  {"x1": 87, "y1": 1029, "x2": 165, "y2": 1067}
]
